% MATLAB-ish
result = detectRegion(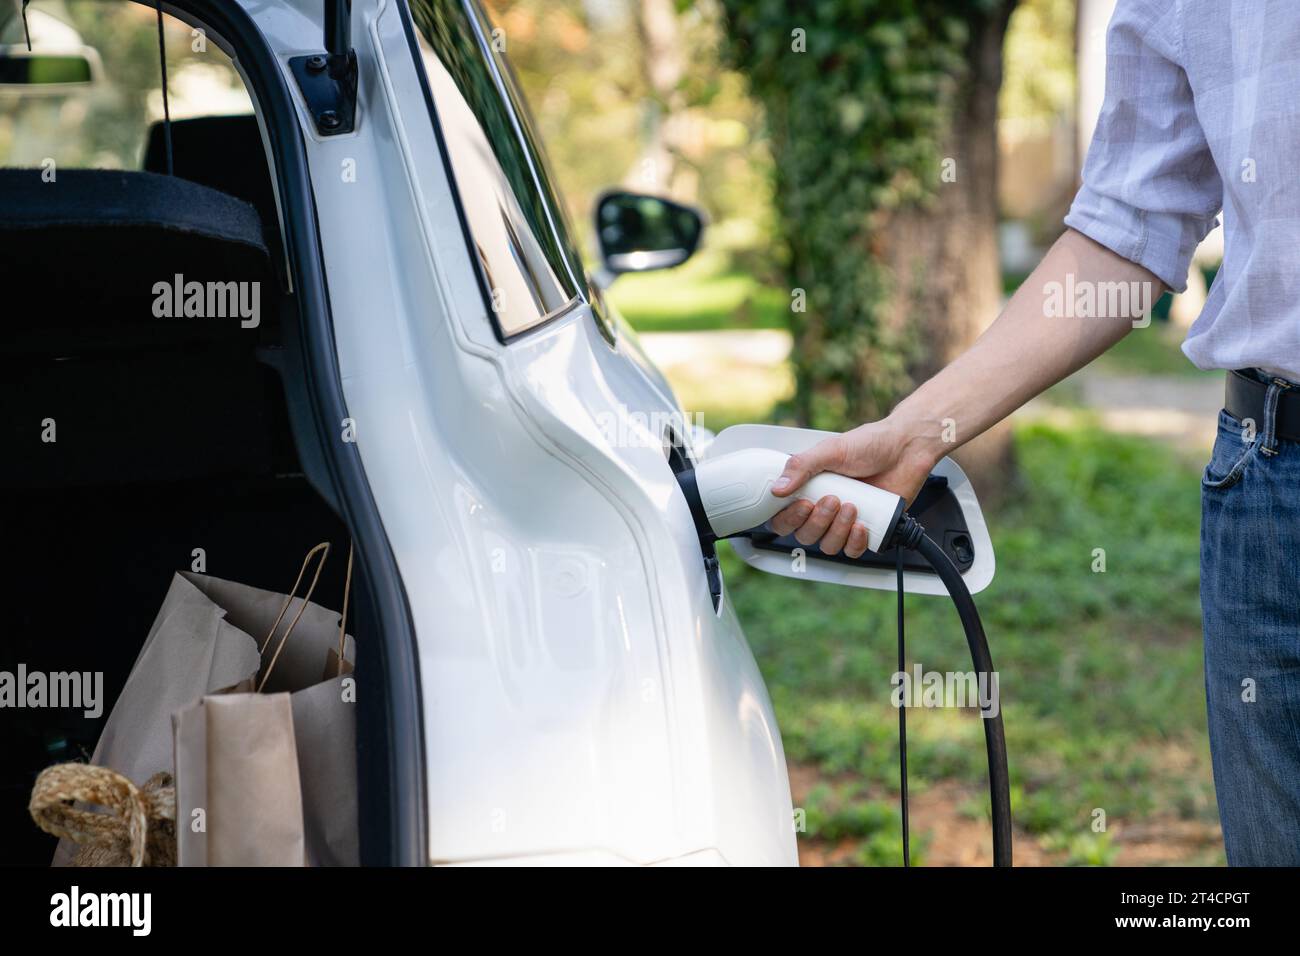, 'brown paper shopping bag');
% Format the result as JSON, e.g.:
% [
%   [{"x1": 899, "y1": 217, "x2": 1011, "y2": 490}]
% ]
[
  {"x1": 172, "y1": 542, "x2": 358, "y2": 867},
  {"x1": 57, "y1": 543, "x2": 357, "y2": 867},
  {"x1": 172, "y1": 692, "x2": 304, "y2": 865}
]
